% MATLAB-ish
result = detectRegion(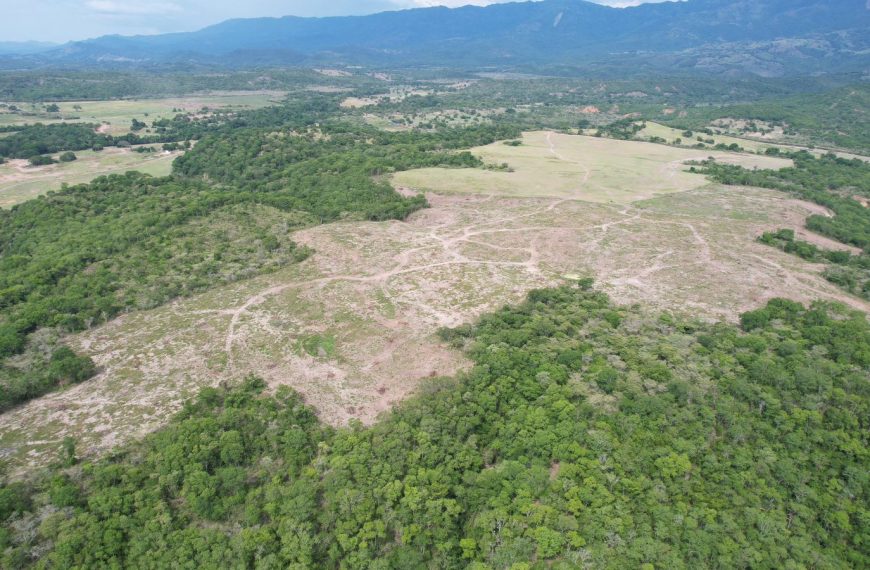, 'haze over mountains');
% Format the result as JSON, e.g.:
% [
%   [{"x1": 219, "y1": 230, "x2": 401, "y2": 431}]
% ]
[{"x1": 3, "y1": 0, "x2": 870, "y2": 76}]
